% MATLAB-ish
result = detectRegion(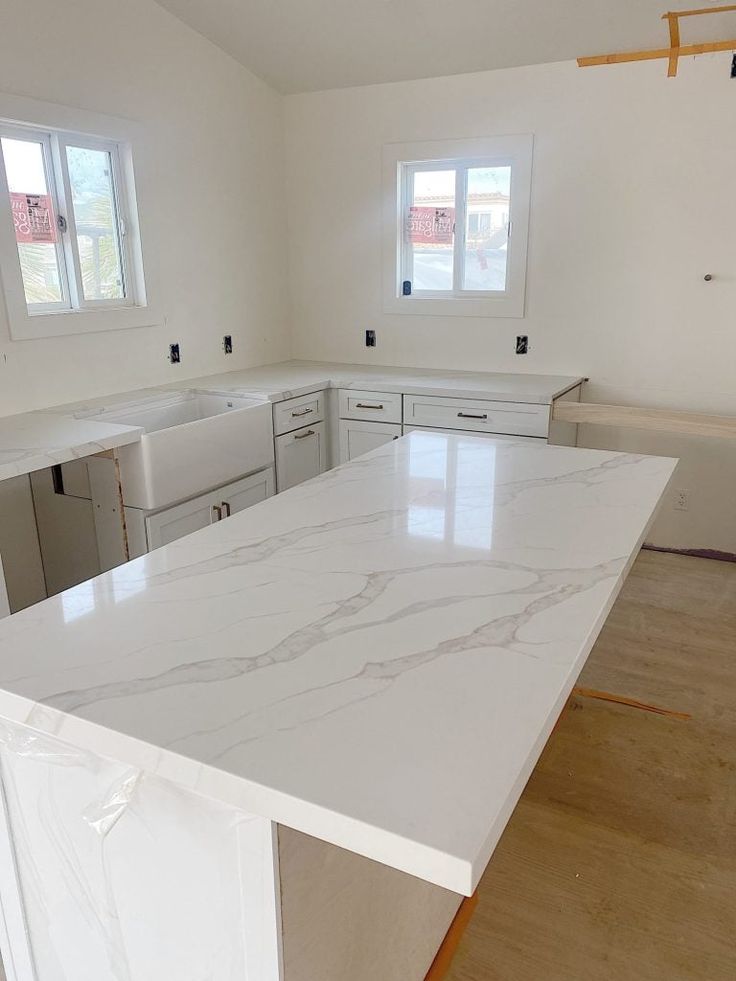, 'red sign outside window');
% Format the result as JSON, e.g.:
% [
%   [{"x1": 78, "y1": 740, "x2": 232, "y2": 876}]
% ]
[
  {"x1": 407, "y1": 206, "x2": 455, "y2": 245},
  {"x1": 11, "y1": 192, "x2": 58, "y2": 244}
]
